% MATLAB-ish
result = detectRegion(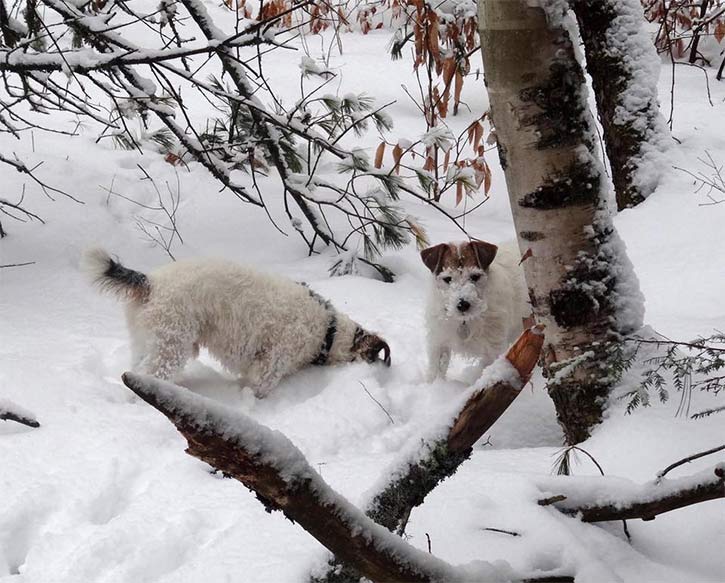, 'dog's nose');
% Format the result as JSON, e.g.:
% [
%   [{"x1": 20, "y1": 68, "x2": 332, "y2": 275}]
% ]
[{"x1": 457, "y1": 299, "x2": 471, "y2": 313}]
